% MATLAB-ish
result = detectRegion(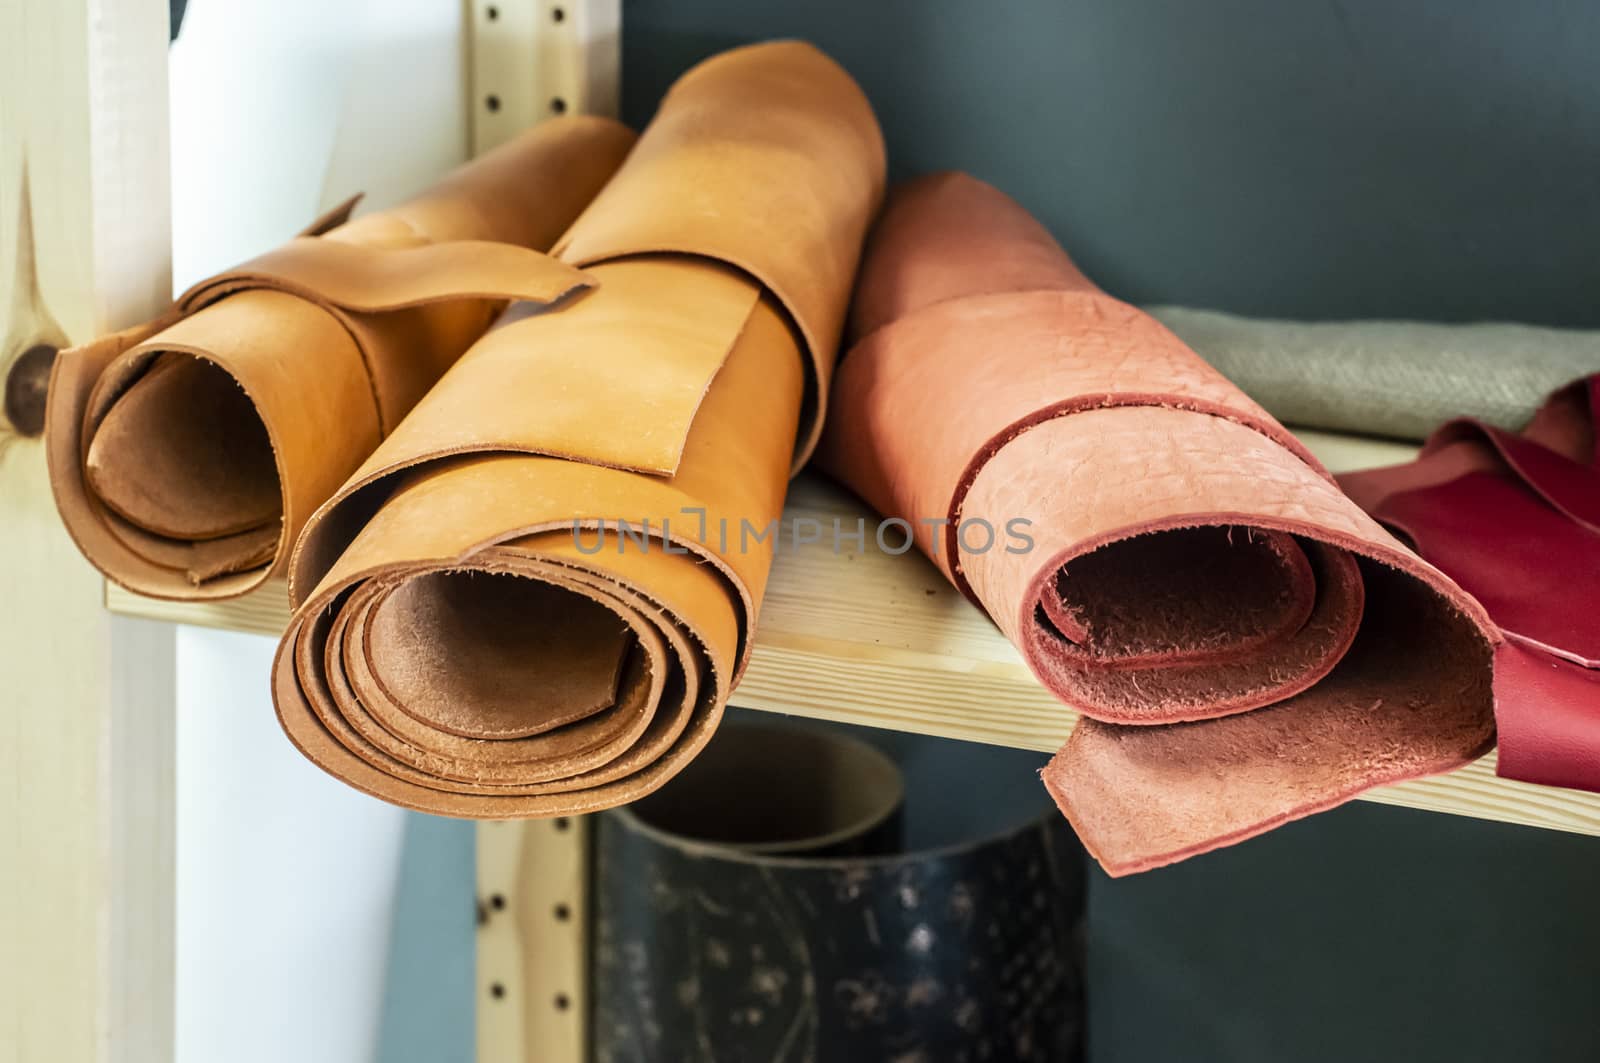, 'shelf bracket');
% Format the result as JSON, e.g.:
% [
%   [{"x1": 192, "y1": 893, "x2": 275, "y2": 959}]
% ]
[
  {"x1": 478, "y1": 819, "x2": 591, "y2": 1063},
  {"x1": 467, "y1": 4, "x2": 617, "y2": 1060},
  {"x1": 468, "y1": 0, "x2": 621, "y2": 155}
]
